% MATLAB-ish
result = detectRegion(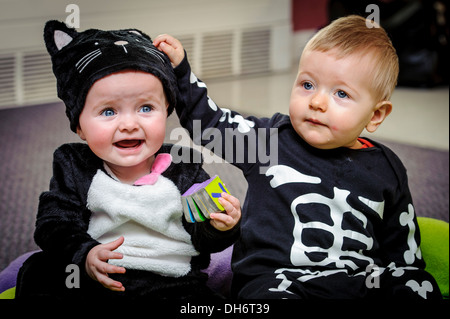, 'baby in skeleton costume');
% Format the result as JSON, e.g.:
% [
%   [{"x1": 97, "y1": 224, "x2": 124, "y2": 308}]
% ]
[
  {"x1": 16, "y1": 21, "x2": 240, "y2": 299},
  {"x1": 155, "y1": 16, "x2": 442, "y2": 299}
]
